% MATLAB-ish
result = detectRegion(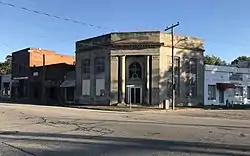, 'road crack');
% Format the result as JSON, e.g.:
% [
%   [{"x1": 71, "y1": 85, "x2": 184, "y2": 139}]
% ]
[{"x1": 18, "y1": 112, "x2": 115, "y2": 136}]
